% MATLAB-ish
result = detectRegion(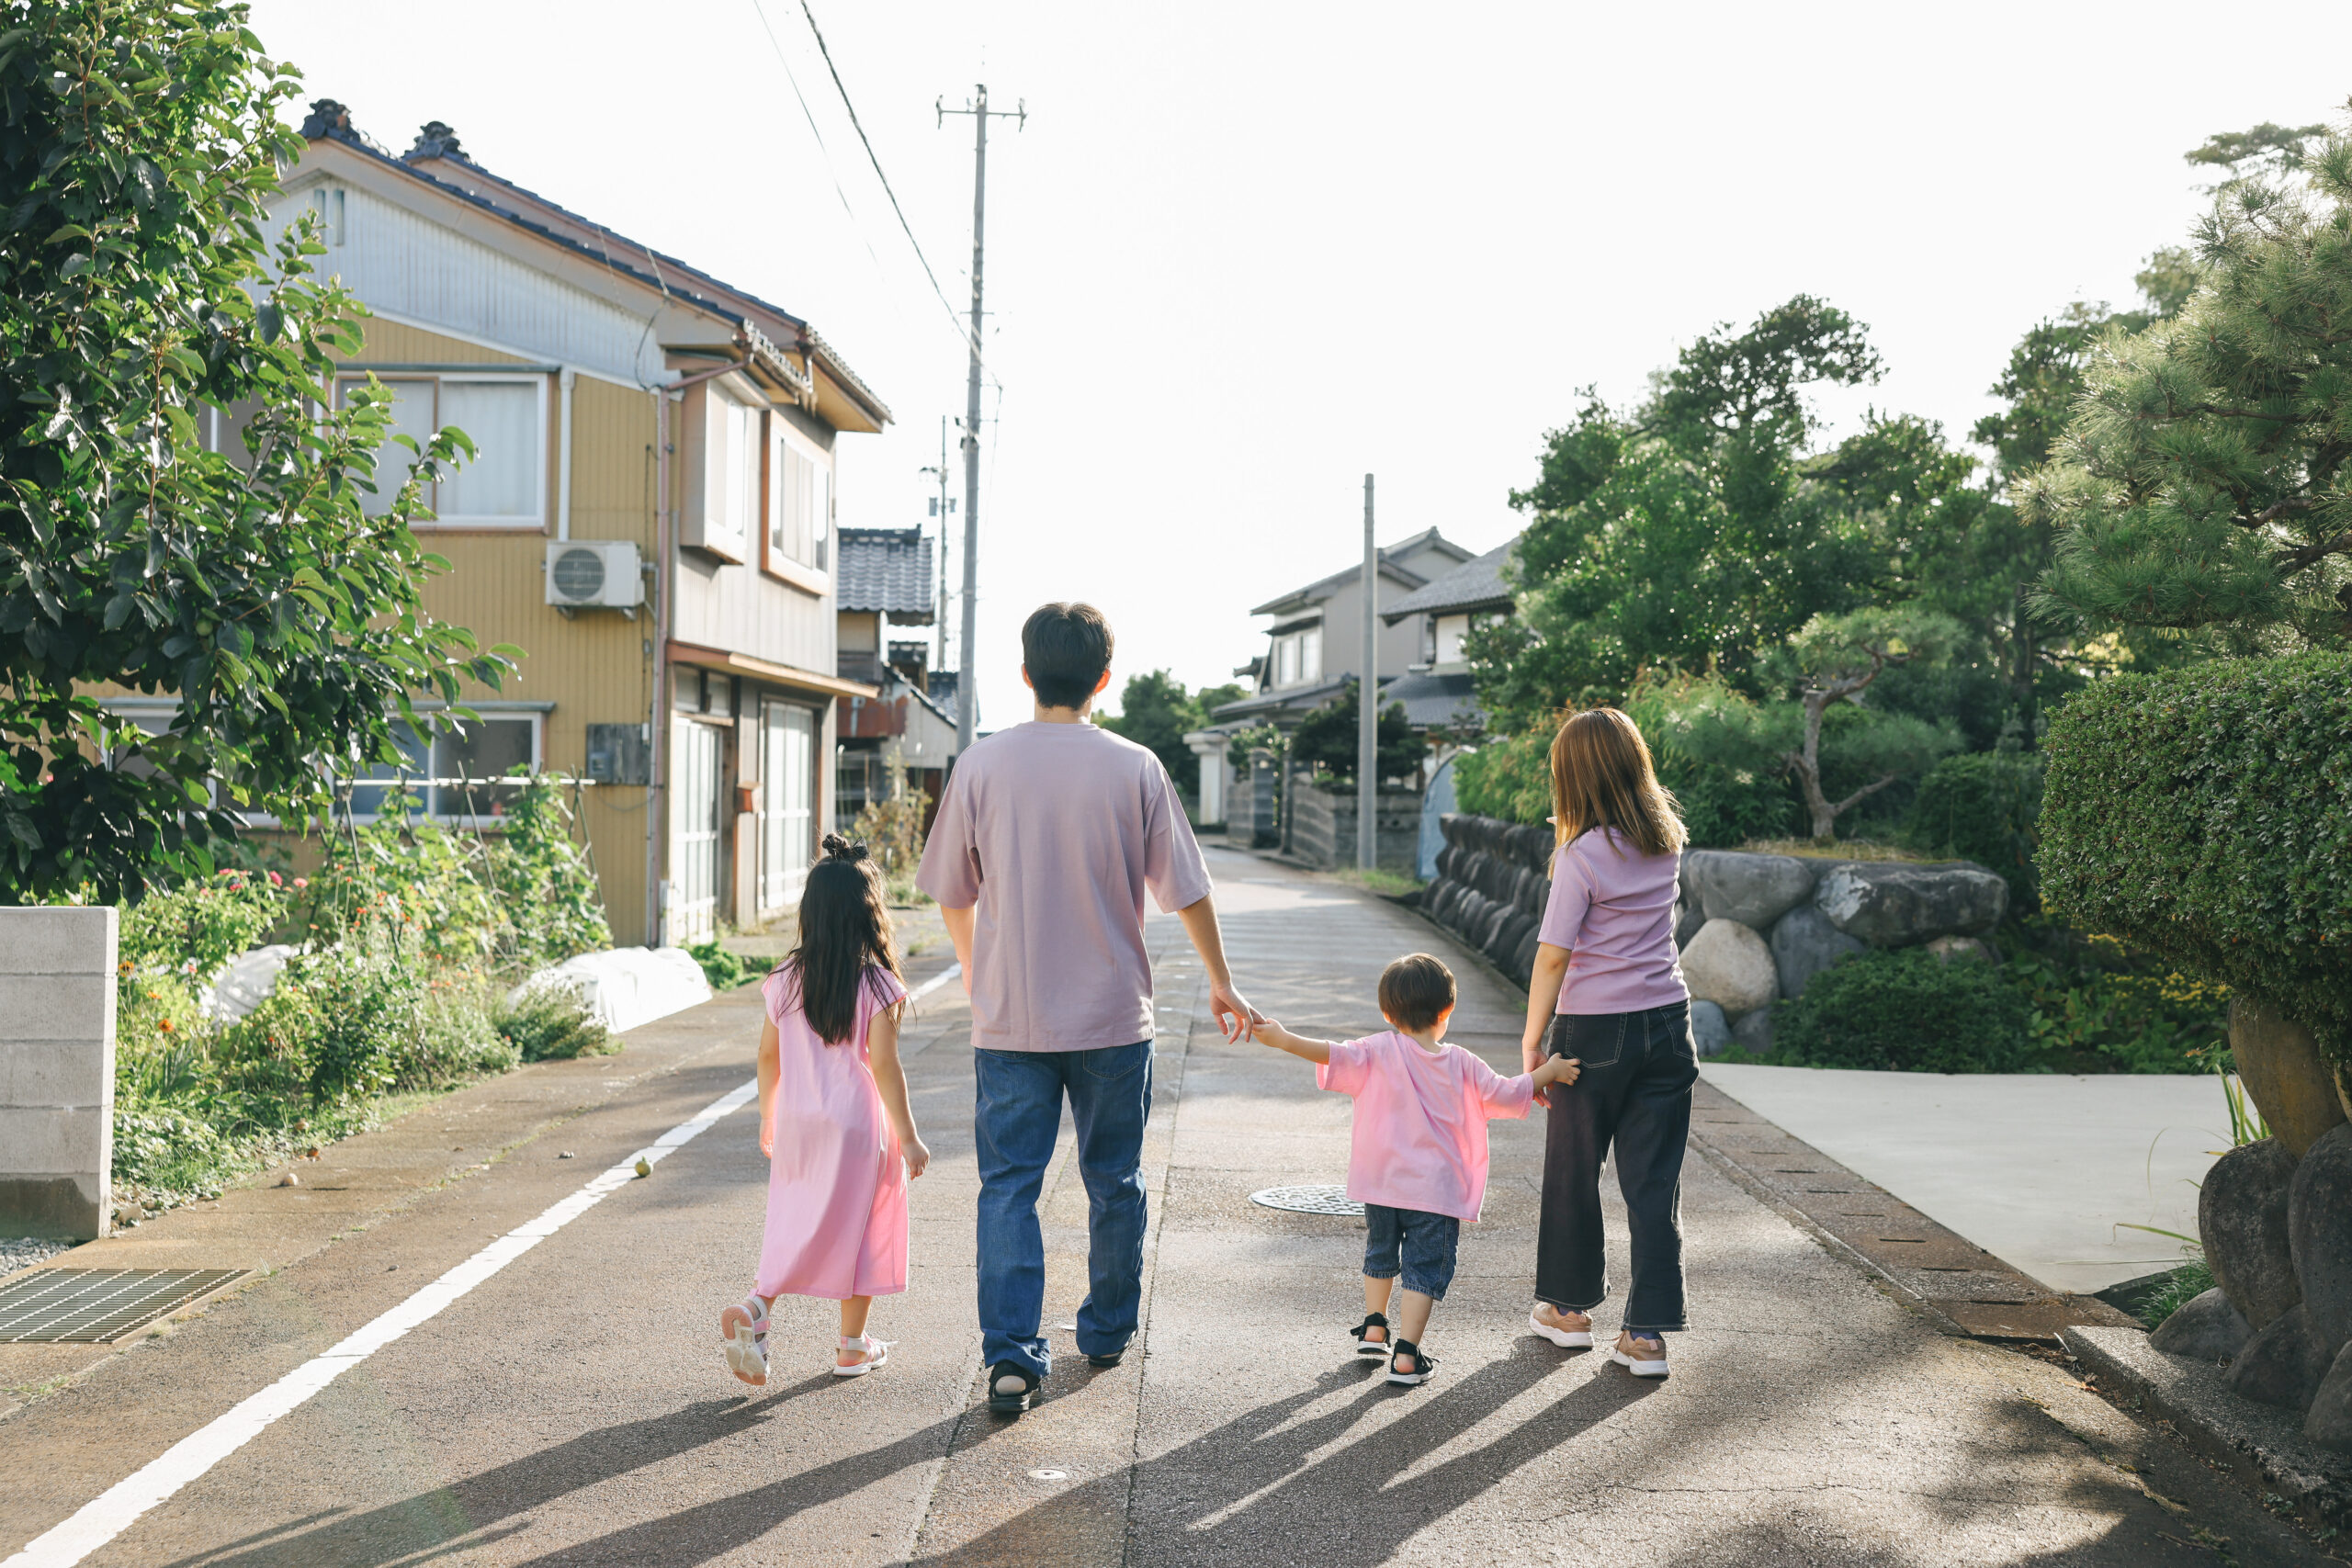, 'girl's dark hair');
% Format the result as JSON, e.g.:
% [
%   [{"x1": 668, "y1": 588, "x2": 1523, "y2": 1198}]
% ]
[{"x1": 775, "y1": 833, "x2": 903, "y2": 1044}]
